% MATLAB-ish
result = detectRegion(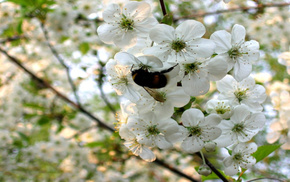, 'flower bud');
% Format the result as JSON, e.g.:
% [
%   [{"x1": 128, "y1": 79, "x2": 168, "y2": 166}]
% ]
[
  {"x1": 204, "y1": 141, "x2": 217, "y2": 152},
  {"x1": 198, "y1": 164, "x2": 212, "y2": 176}
]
